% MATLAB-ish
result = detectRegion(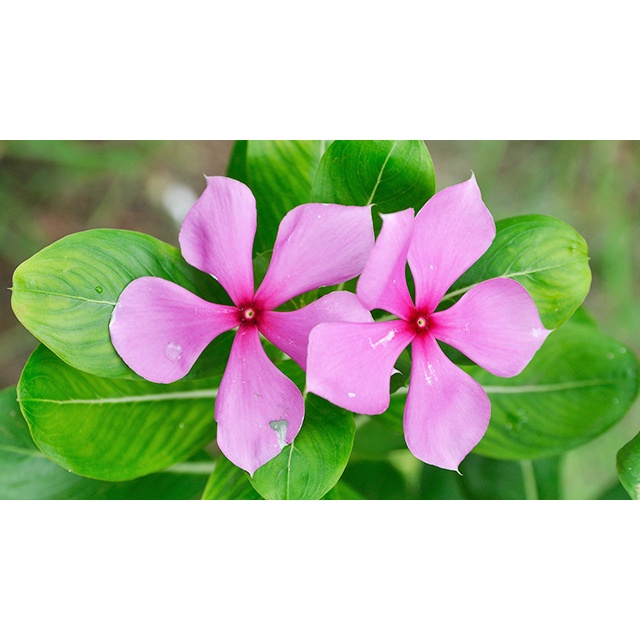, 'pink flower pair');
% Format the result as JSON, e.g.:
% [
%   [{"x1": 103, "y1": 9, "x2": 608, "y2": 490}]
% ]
[{"x1": 110, "y1": 175, "x2": 549, "y2": 475}]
